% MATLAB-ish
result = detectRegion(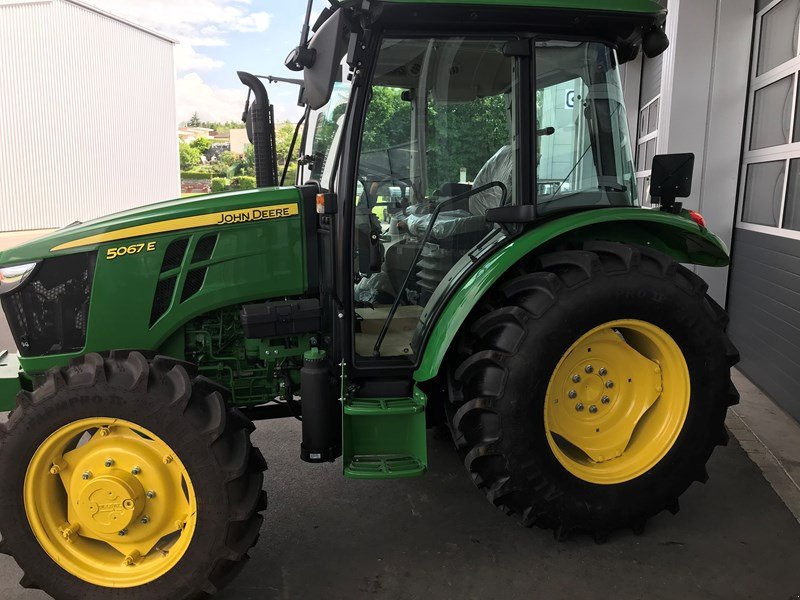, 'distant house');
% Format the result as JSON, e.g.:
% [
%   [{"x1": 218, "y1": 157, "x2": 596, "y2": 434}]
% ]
[
  {"x1": 229, "y1": 129, "x2": 250, "y2": 155},
  {"x1": 0, "y1": 0, "x2": 179, "y2": 231},
  {"x1": 178, "y1": 127, "x2": 215, "y2": 144}
]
